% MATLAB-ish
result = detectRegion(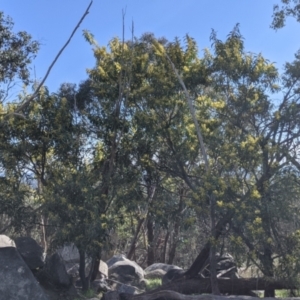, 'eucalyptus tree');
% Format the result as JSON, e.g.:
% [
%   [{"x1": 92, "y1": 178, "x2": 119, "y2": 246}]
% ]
[
  {"x1": 130, "y1": 34, "x2": 212, "y2": 266},
  {"x1": 130, "y1": 26, "x2": 300, "y2": 296},
  {"x1": 80, "y1": 26, "x2": 300, "y2": 296},
  {"x1": 195, "y1": 26, "x2": 300, "y2": 295},
  {"x1": 0, "y1": 11, "x2": 39, "y2": 232},
  {"x1": 0, "y1": 86, "x2": 76, "y2": 244},
  {"x1": 44, "y1": 160, "x2": 109, "y2": 291},
  {"x1": 76, "y1": 32, "x2": 162, "y2": 284},
  {"x1": 80, "y1": 32, "x2": 207, "y2": 269}
]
